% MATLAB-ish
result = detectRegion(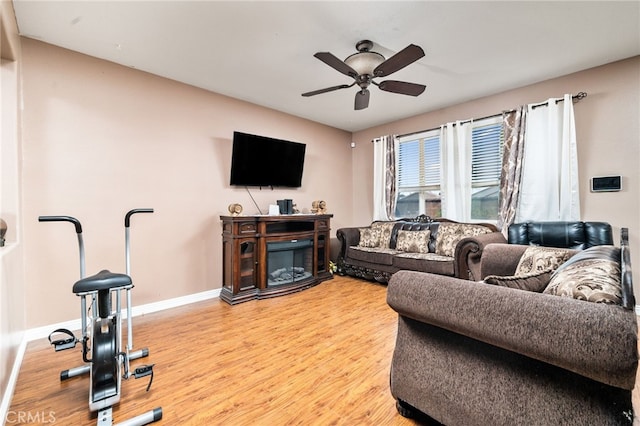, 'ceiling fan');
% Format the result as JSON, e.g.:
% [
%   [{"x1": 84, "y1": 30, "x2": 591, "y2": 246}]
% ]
[{"x1": 302, "y1": 40, "x2": 426, "y2": 110}]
